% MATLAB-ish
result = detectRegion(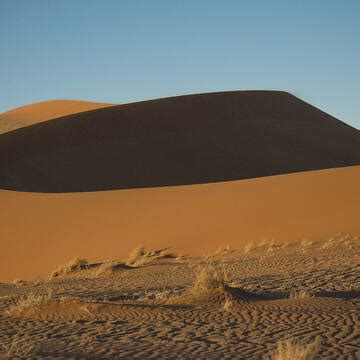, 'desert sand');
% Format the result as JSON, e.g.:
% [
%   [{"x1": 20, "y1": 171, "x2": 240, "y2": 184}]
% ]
[
  {"x1": 0, "y1": 92, "x2": 359, "y2": 358},
  {"x1": 0, "y1": 236, "x2": 359, "y2": 358},
  {"x1": 0, "y1": 99, "x2": 114, "y2": 134},
  {"x1": 0, "y1": 91, "x2": 359, "y2": 192},
  {"x1": 0, "y1": 165, "x2": 359, "y2": 282}
]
